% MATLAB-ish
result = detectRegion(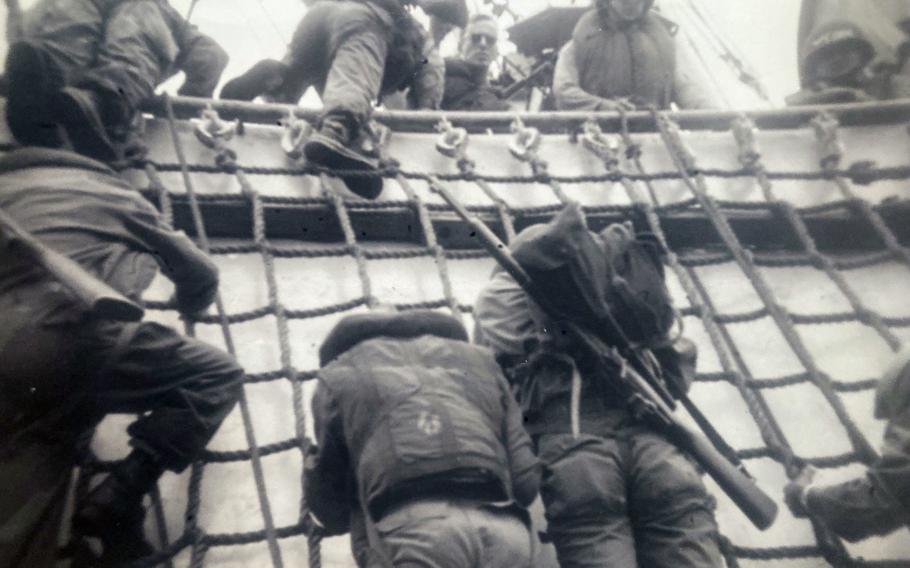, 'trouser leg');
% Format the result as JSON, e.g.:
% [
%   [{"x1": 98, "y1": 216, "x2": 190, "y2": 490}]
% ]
[
  {"x1": 78, "y1": 0, "x2": 177, "y2": 123},
  {"x1": 320, "y1": 4, "x2": 389, "y2": 129},
  {"x1": 0, "y1": 442, "x2": 74, "y2": 568},
  {"x1": 370, "y1": 500, "x2": 467, "y2": 567},
  {"x1": 470, "y1": 505, "x2": 534, "y2": 567},
  {"x1": 0, "y1": 313, "x2": 87, "y2": 568},
  {"x1": 302, "y1": 3, "x2": 390, "y2": 199},
  {"x1": 4, "y1": 40, "x2": 66, "y2": 146},
  {"x1": 371, "y1": 499, "x2": 531, "y2": 567},
  {"x1": 70, "y1": 321, "x2": 242, "y2": 561},
  {"x1": 627, "y1": 430, "x2": 724, "y2": 567},
  {"x1": 89, "y1": 321, "x2": 243, "y2": 472},
  {"x1": 537, "y1": 434, "x2": 637, "y2": 567}
]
